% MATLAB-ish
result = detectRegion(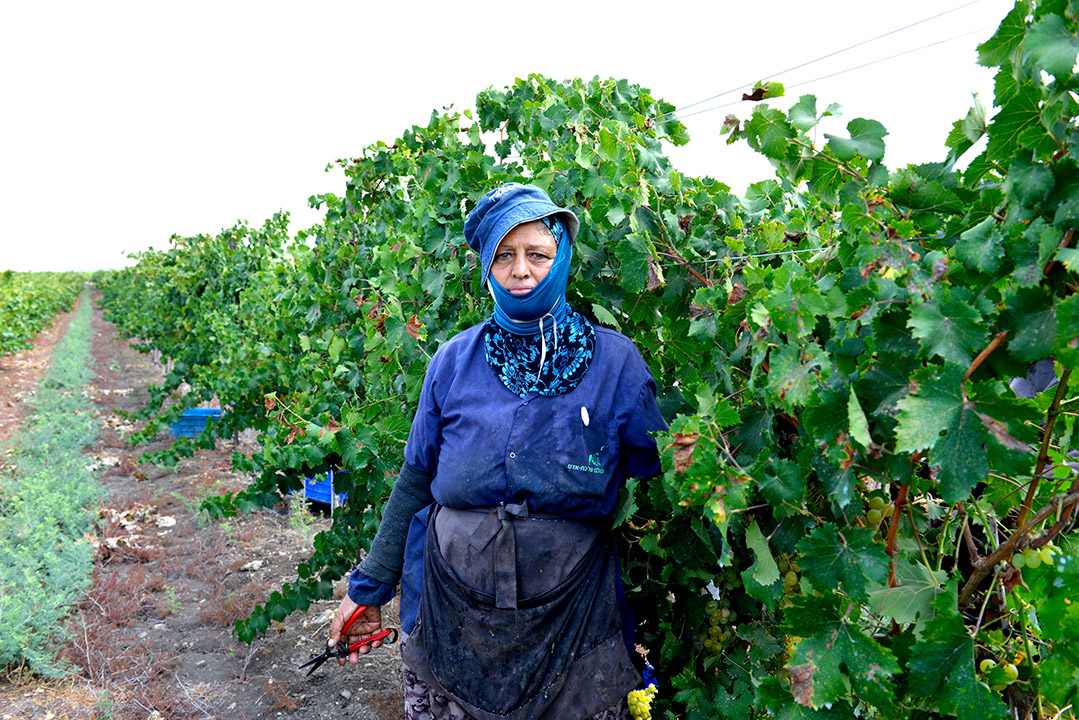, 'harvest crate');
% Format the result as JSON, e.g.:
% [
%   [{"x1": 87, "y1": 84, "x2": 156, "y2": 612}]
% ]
[
  {"x1": 169, "y1": 408, "x2": 222, "y2": 438},
  {"x1": 303, "y1": 468, "x2": 347, "y2": 508}
]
